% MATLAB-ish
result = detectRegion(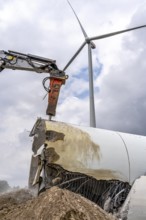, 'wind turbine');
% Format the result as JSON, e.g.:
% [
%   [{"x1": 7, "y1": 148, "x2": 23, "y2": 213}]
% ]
[{"x1": 64, "y1": 0, "x2": 146, "y2": 128}]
